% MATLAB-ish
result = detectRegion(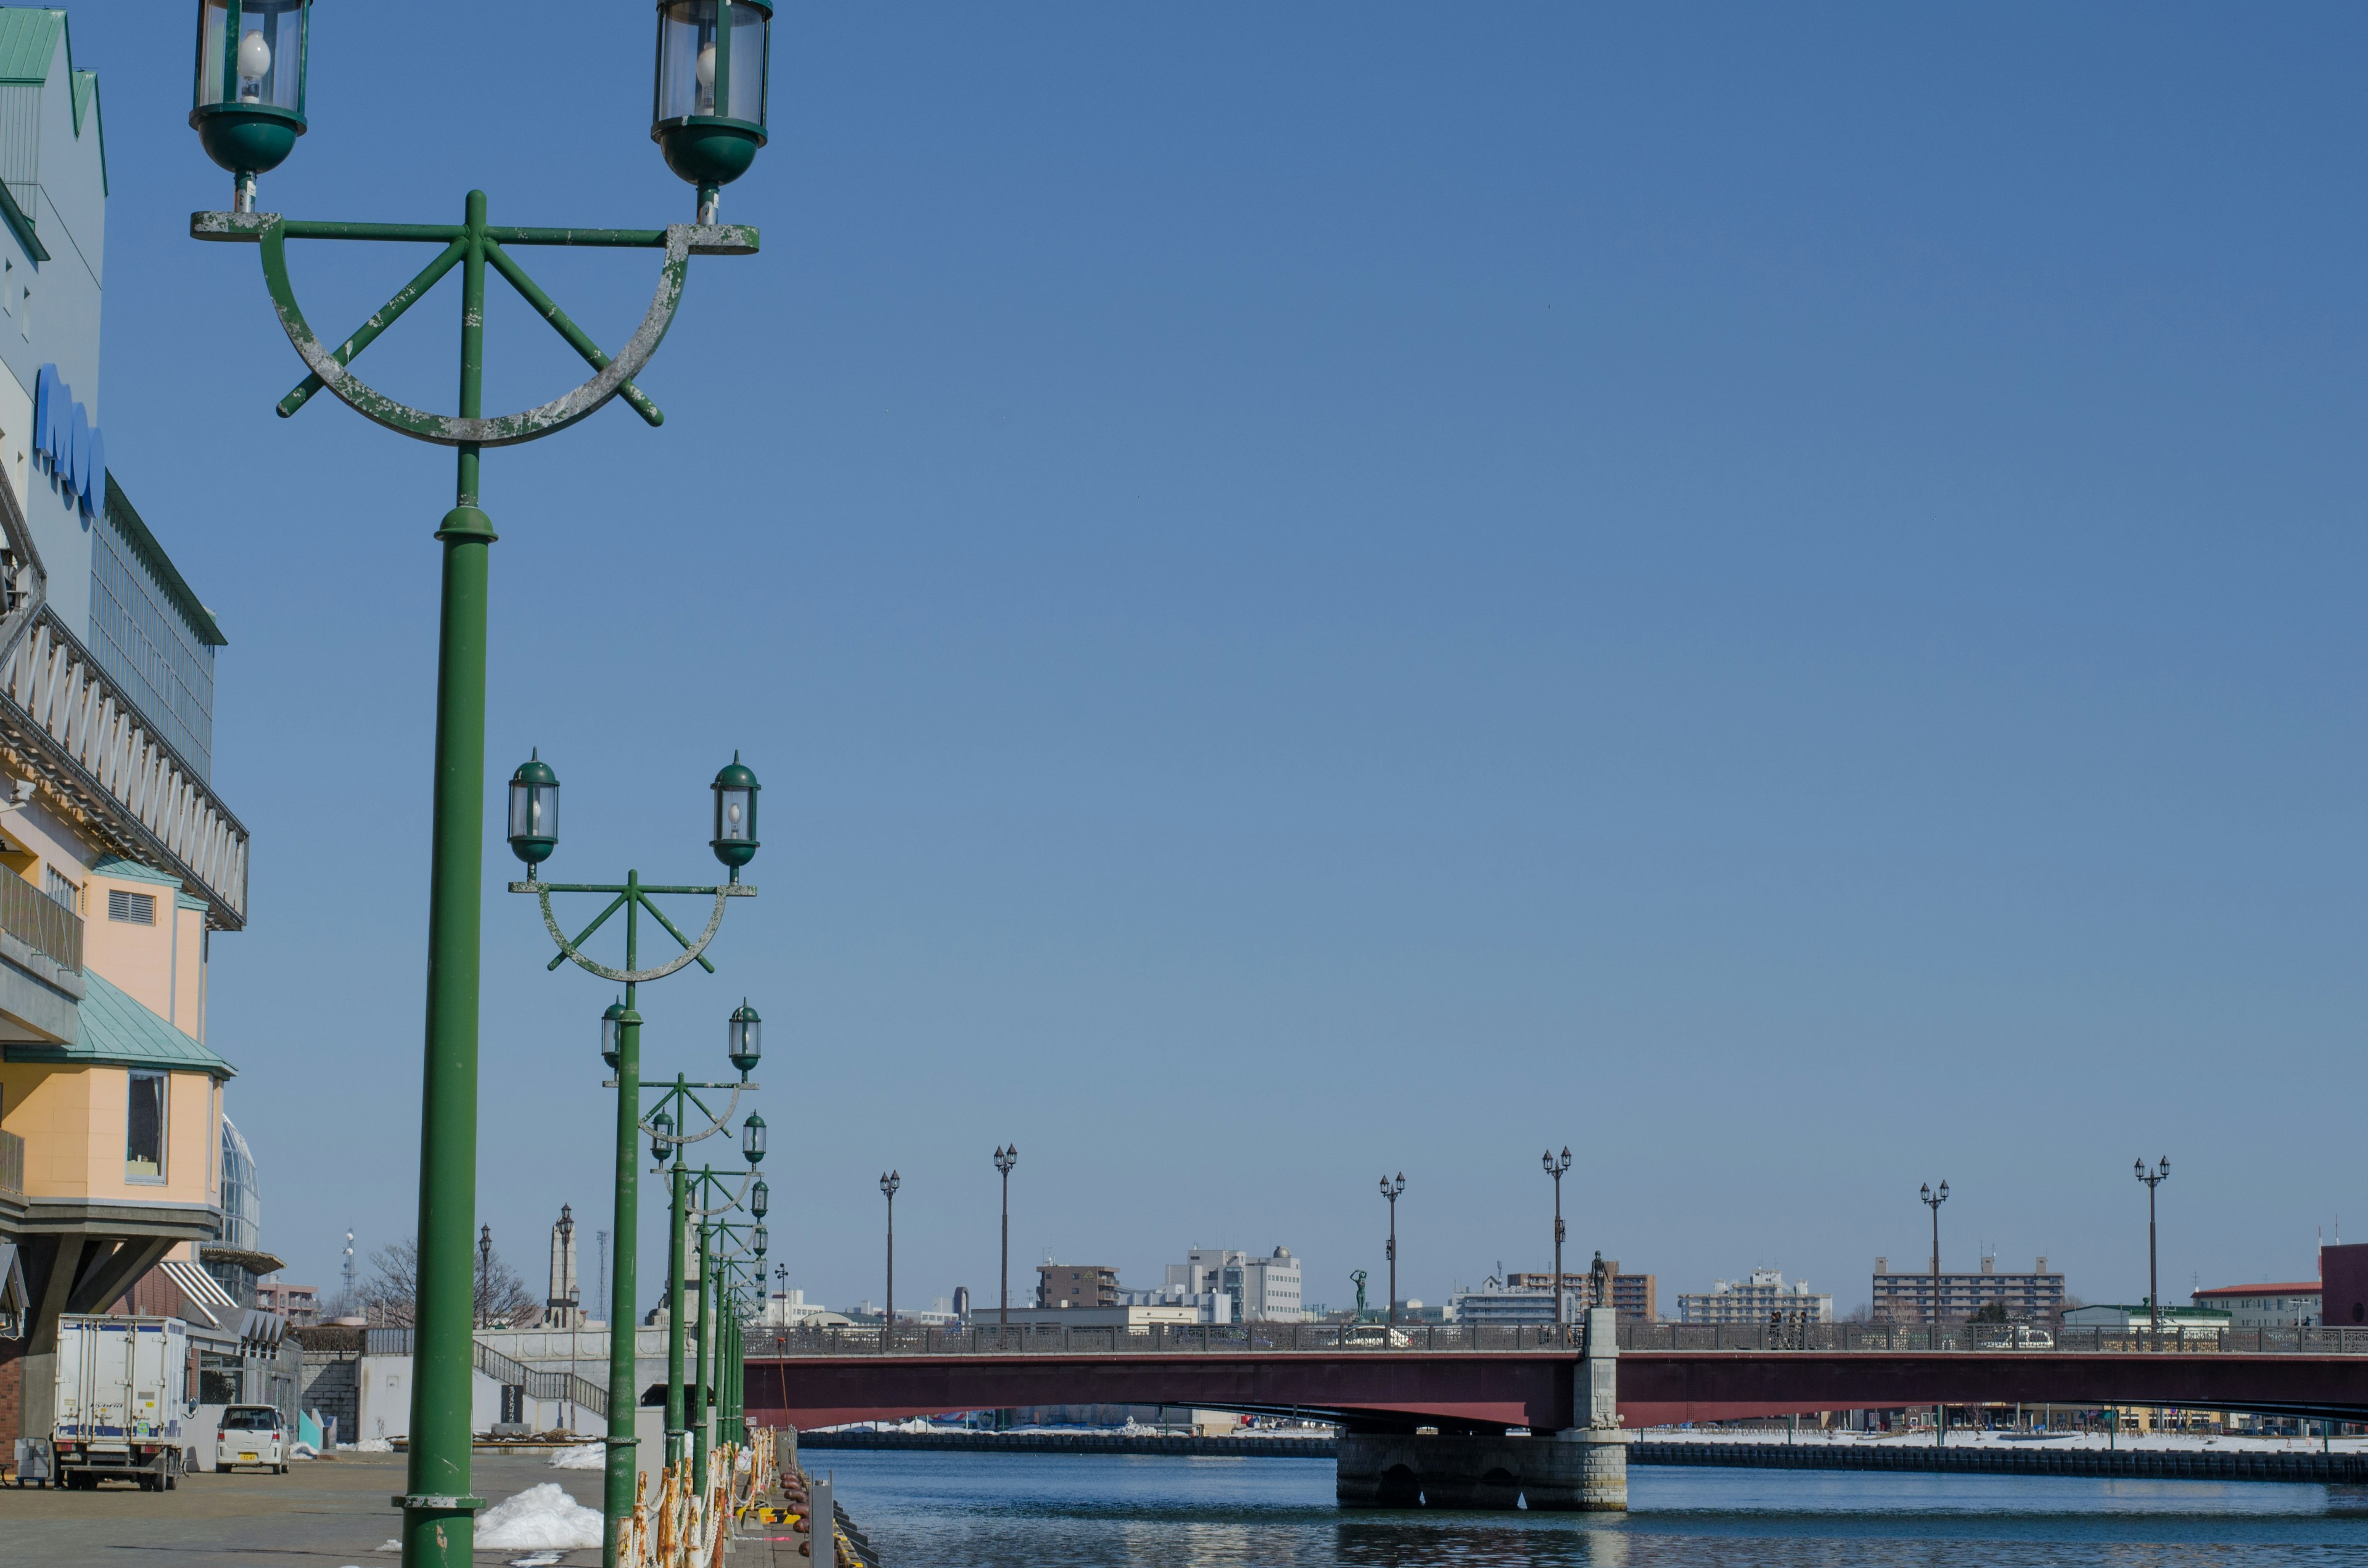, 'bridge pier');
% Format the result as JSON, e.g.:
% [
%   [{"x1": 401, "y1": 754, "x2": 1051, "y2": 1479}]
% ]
[{"x1": 1334, "y1": 1306, "x2": 1631, "y2": 1512}]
